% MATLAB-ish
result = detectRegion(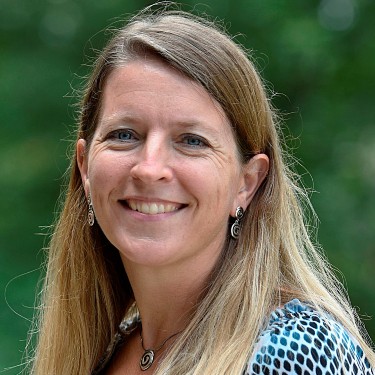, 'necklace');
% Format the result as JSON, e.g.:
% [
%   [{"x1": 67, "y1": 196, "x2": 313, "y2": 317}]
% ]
[{"x1": 139, "y1": 327, "x2": 181, "y2": 371}]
